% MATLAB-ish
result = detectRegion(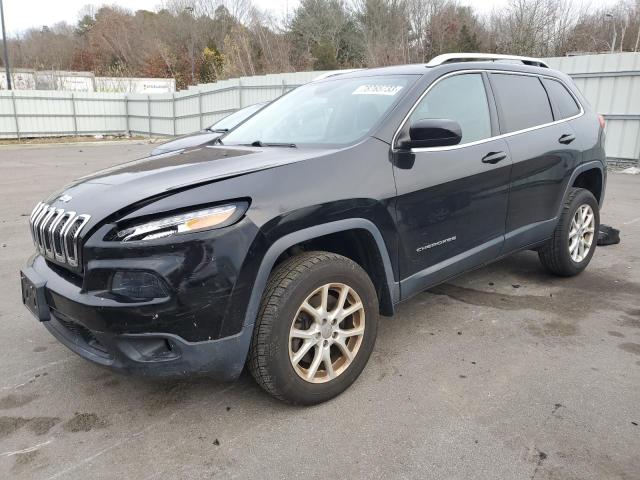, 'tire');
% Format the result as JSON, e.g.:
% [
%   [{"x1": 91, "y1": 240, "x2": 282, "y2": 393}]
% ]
[
  {"x1": 538, "y1": 187, "x2": 599, "y2": 276},
  {"x1": 248, "y1": 251, "x2": 379, "y2": 405}
]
